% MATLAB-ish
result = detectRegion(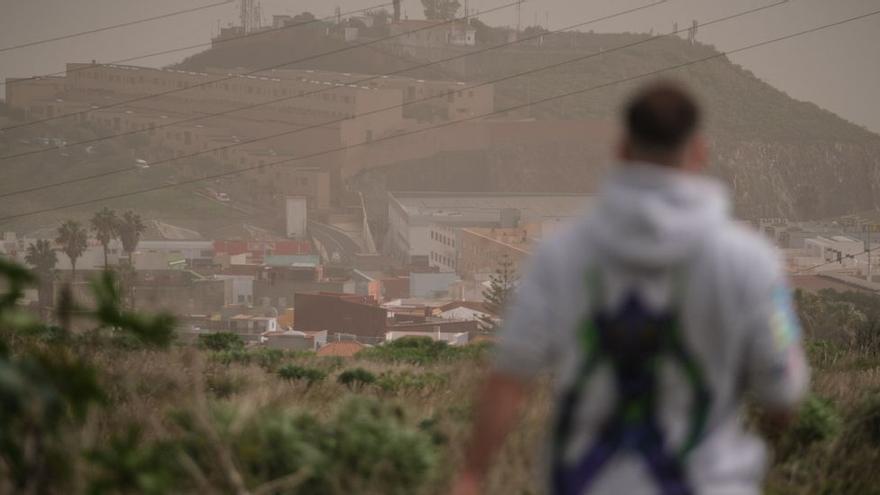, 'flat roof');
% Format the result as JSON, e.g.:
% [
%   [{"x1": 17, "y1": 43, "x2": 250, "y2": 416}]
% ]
[{"x1": 390, "y1": 191, "x2": 595, "y2": 224}]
